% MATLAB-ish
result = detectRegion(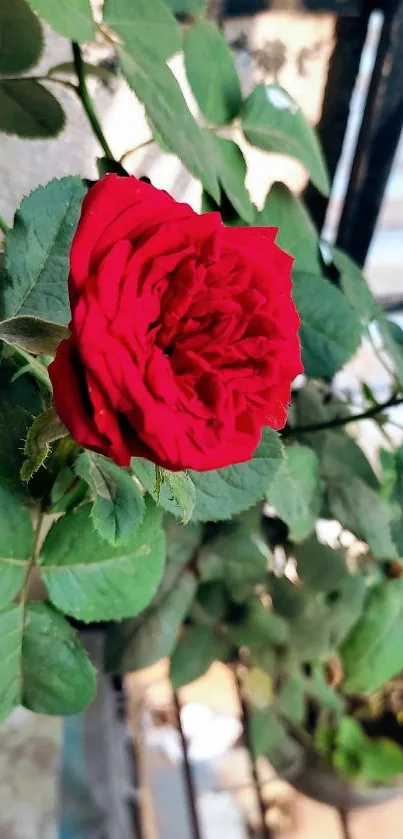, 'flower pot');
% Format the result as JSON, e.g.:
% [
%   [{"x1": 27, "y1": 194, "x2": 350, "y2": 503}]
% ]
[{"x1": 274, "y1": 738, "x2": 403, "y2": 810}]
